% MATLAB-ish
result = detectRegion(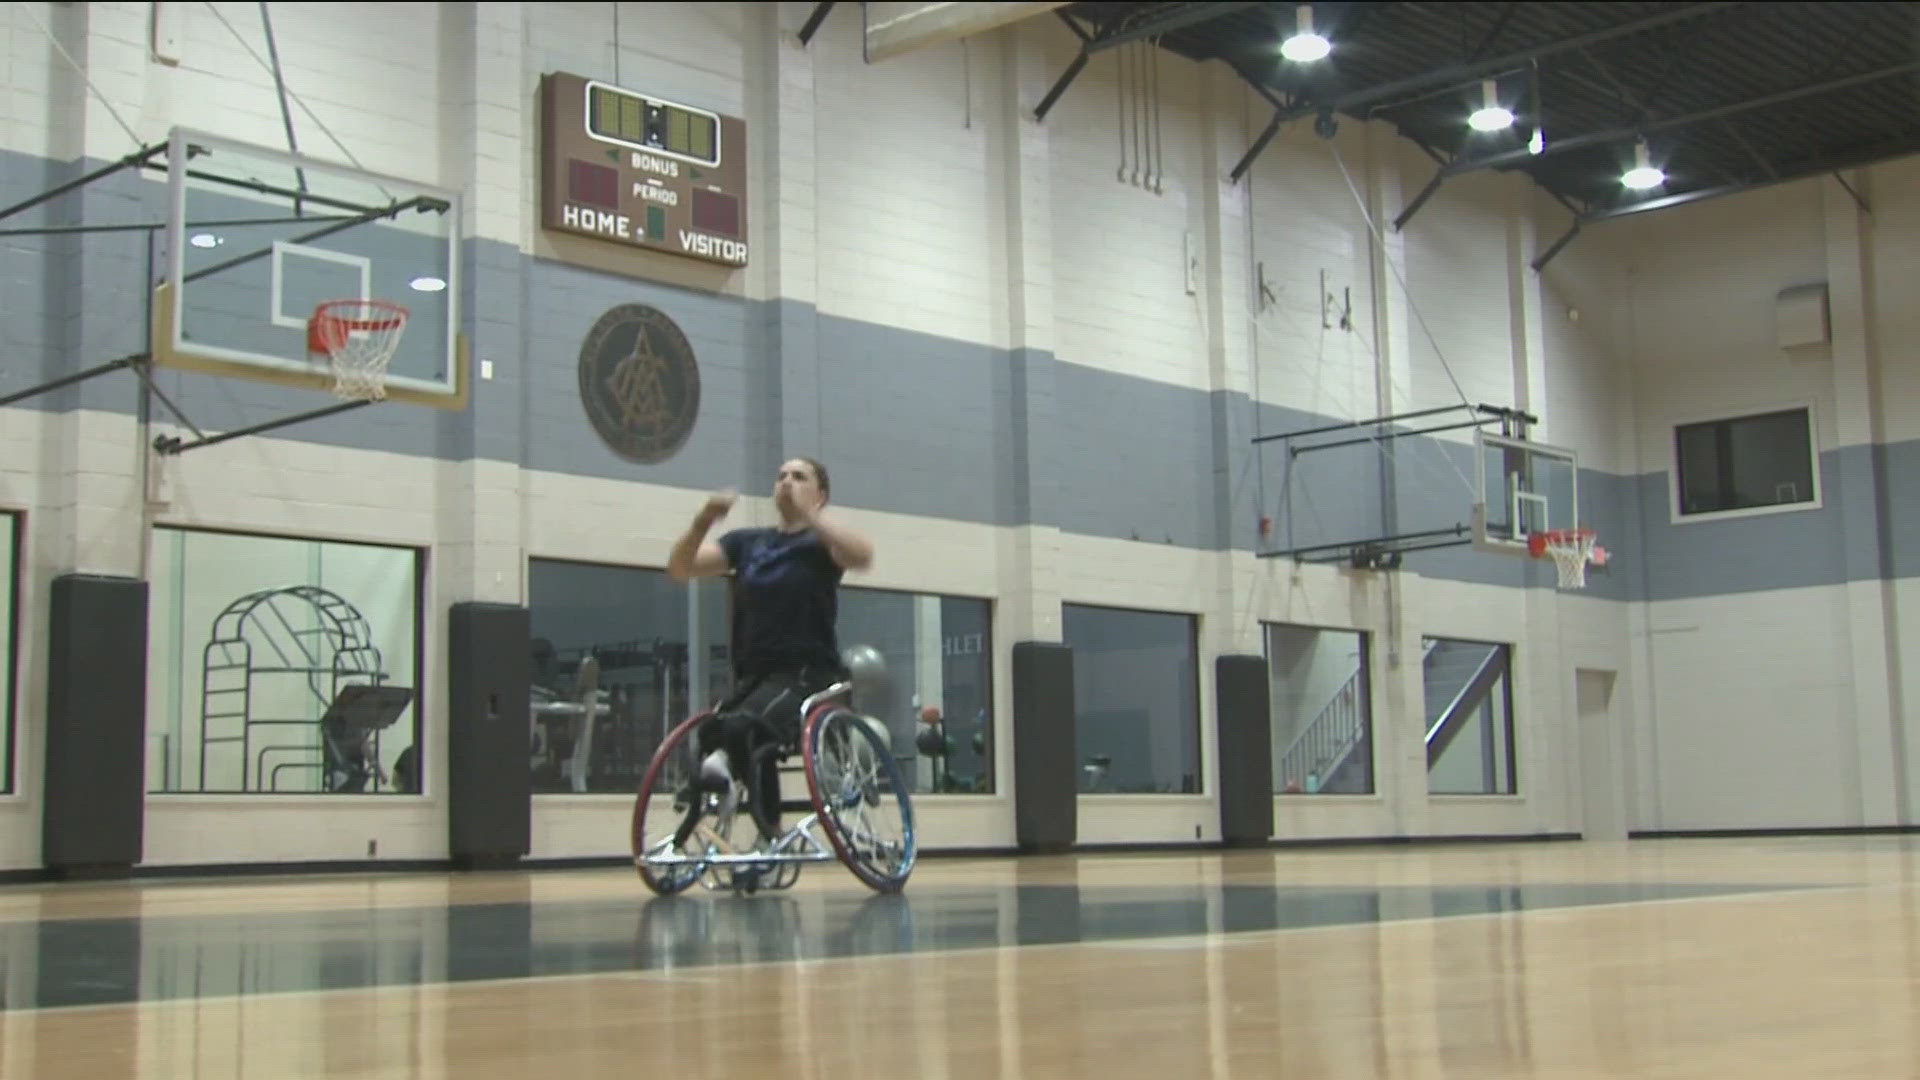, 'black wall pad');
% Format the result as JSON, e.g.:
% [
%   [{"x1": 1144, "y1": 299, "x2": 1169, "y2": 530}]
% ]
[
  {"x1": 43, "y1": 574, "x2": 149, "y2": 877},
  {"x1": 1011, "y1": 641, "x2": 1076, "y2": 854},
  {"x1": 448, "y1": 602, "x2": 531, "y2": 868},
  {"x1": 1215, "y1": 654, "x2": 1274, "y2": 846}
]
